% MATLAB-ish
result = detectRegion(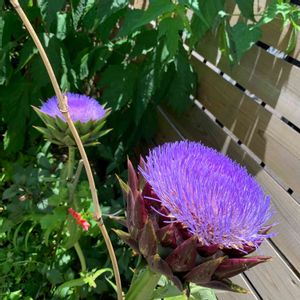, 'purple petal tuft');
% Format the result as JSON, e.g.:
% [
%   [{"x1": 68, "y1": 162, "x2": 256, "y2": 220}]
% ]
[
  {"x1": 139, "y1": 141, "x2": 274, "y2": 250},
  {"x1": 40, "y1": 93, "x2": 106, "y2": 123}
]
